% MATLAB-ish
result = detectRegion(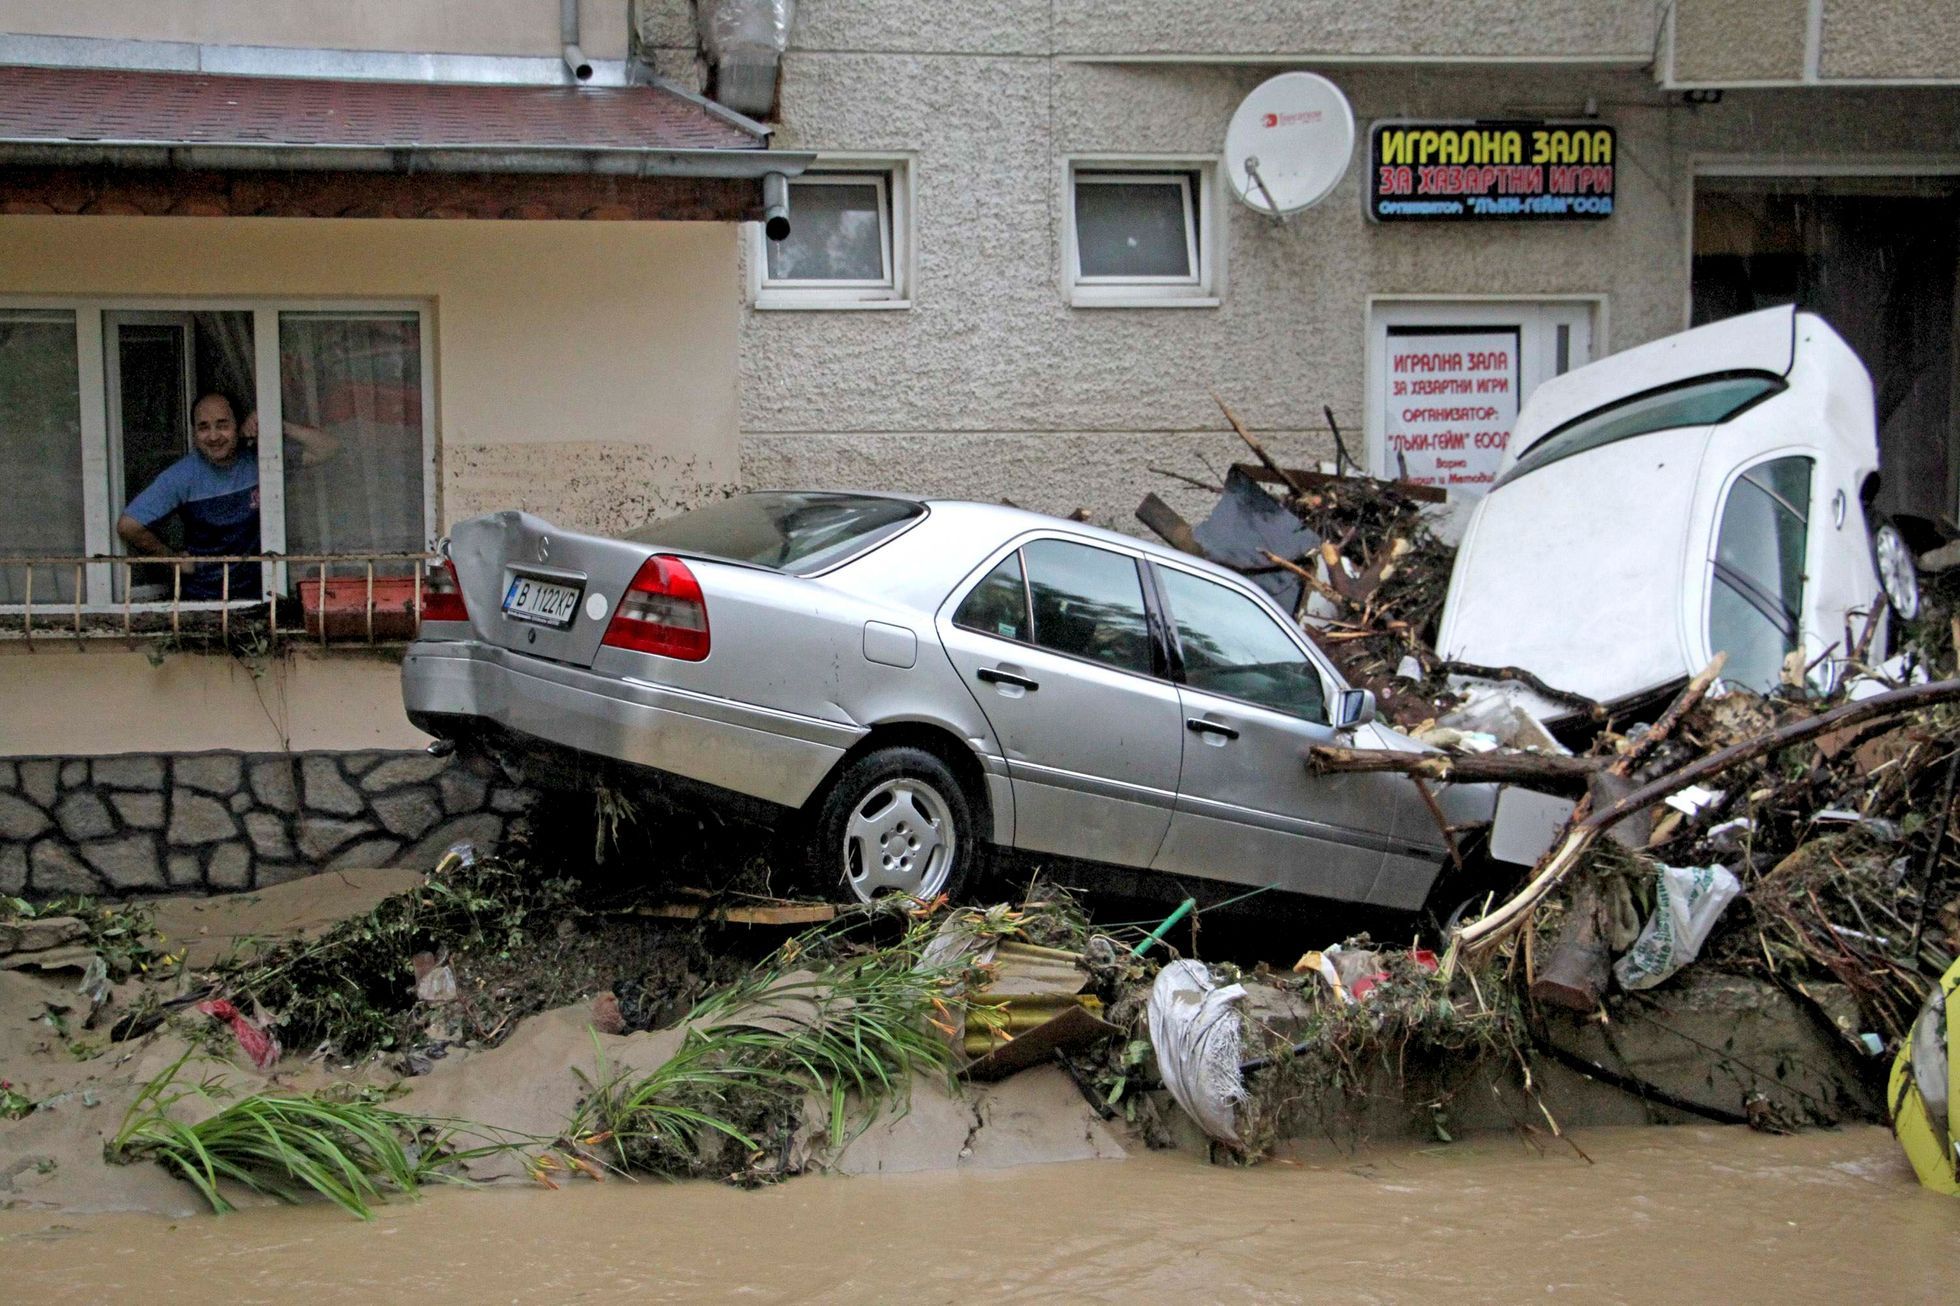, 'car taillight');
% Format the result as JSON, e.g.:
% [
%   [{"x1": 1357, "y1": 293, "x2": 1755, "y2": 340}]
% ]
[
  {"x1": 421, "y1": 558, "x2": 470, "y2": 624},
  {"x1": 602, "y1": 554, "x2": 710, "y2": 660}
]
